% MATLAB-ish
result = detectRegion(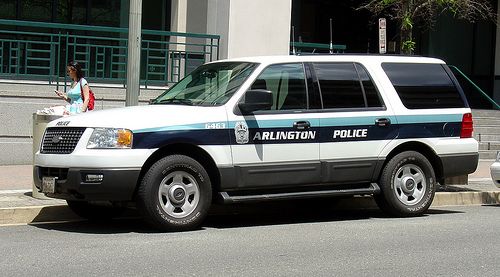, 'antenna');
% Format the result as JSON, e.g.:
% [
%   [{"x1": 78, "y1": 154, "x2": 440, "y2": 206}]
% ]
[
  {"x1": 291, "y1": 25, "x2": 296, "y2": 55},
  {"x1": 329, "y1": 18, "x2": 333, "y2": 54}
]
